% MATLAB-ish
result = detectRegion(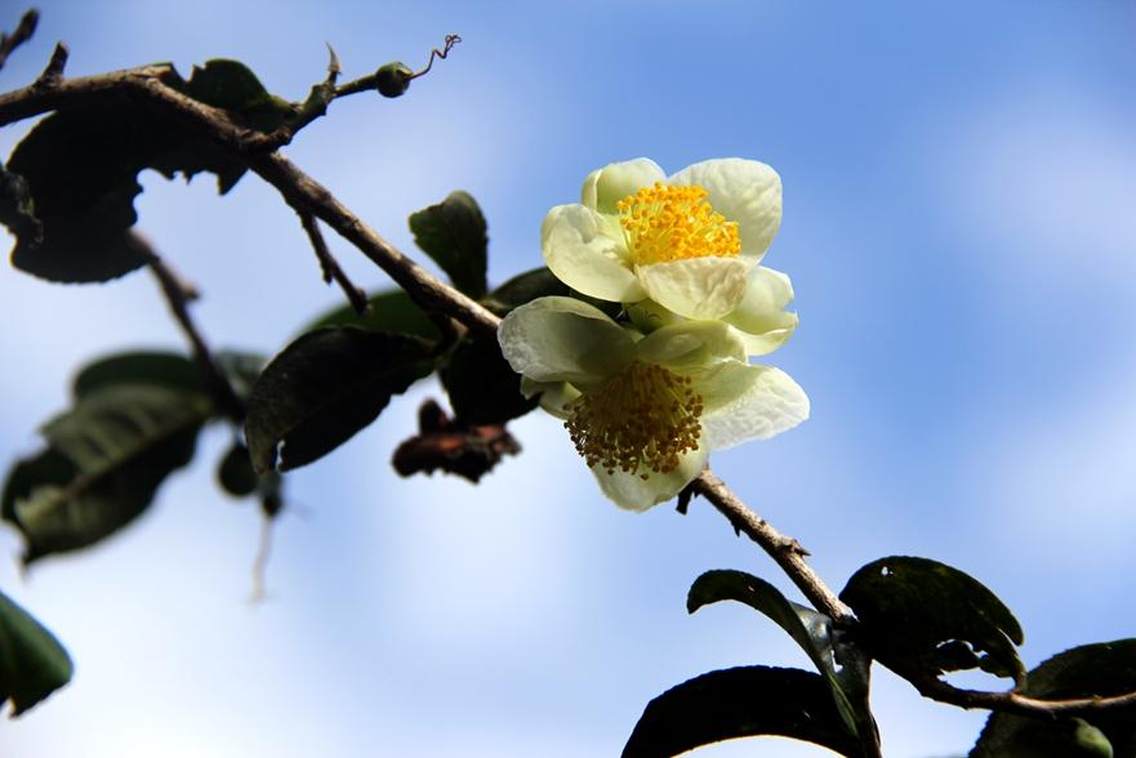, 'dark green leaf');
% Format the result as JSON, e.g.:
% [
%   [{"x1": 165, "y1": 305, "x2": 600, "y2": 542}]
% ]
[
  {"x1": 1, "y1": 385, "x2": 211, "y2": 563},
  {"x1": 481, "y1": 266, "x2": 622, "y2": 319},
  {"x1": 245, "y1": 327, "x2": 435, "y2": 474},
  {"x1": 181, "y1": 59, "x2": 293, "y2": 132},
  {"x1": 622, "y1": 666, "x2": 861, "y2": 758},
  {"x1": 213, "y1": 350, "x2": 267, "y2": 401},
  {"x1": 73, "y1": 352, "x2": 204, "y2": 399},
  {"x1": 303, "y1": 288, "x2": 440, "y2": 342},
  {"x1": 0, "y1": 159, "x2": 41, "y2": 243},
  {"x1": 440, "y1": 336, "x2": 538, "y2": 426},
  {"x1": 73, "y1": 349, "x2": 264, "y2": 406},
  {"x1": 5, "y1": 60, "x2": 291, "y2": 283},
  {"x1": 408, "y1": 191, "x2": 489, "y2": 298},
  {"x1": 840, "y1": 556, "x2": 1025, "y2": 682},
  {"x1": 971, "y1": 639, "x2": 1136, "y2": 757},
  {"x1": 687, "y1": 569, "x2": 865, "y2": 738},
  {"x1": 0, "y1": 590, "x2": 72, "y2": 716},
  {"x1": 217, "y1": 443, "x2": 259, "y2": 497},
  {"x1": 481, "y1": 267, "x2": 569, "y2": 315}
]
